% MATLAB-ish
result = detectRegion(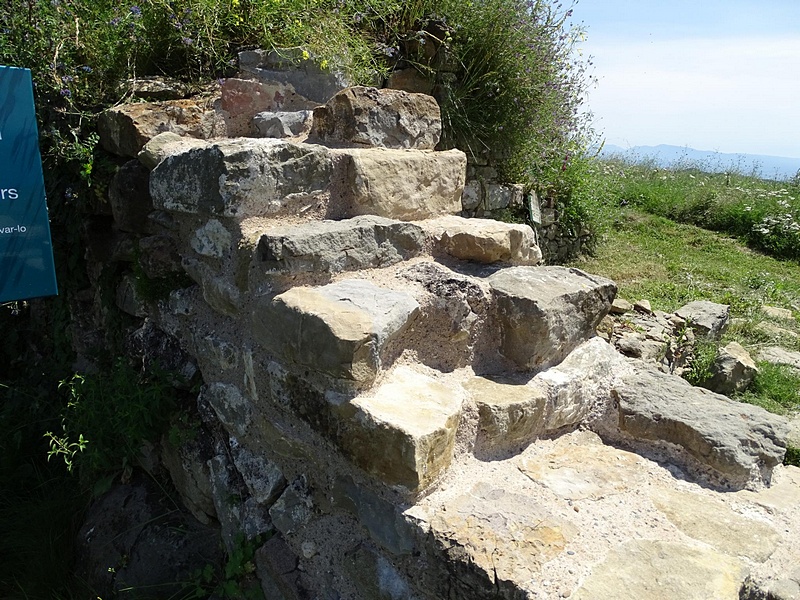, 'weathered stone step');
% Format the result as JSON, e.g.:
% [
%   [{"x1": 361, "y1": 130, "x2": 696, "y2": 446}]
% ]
[
  {"x1": 247, "y1": 215, "x2": 542, "y2": 286},
  {"x1": 403, "y1": 430, "x2": 800, "y2": 600},
  {"x1": 602, "y1": 363, "x2": 791, "y2": 489},
  {"x1": 487, "y1": 266, "x2": 617, "y2": 371},
  {"x1": 146, "y1": 137, "x2": 466, "y2": 221},
  {"x1": 251, "y1": 216, "x2": 426, "y2": 278},
  {"x1": 467, "y1": 337, "x2": 626, "y2": 455},
  {"x1": 251, "y1": 278, "x2": 419, "y2": 388}
]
